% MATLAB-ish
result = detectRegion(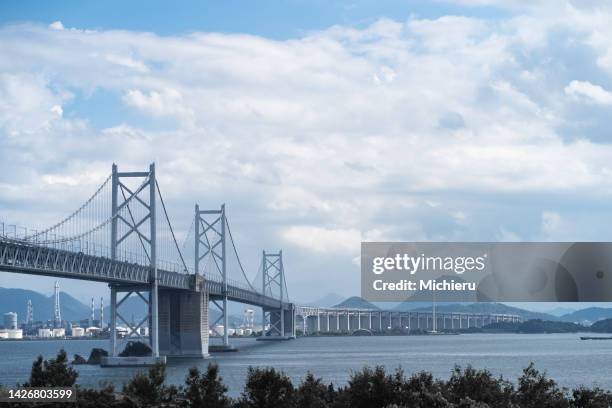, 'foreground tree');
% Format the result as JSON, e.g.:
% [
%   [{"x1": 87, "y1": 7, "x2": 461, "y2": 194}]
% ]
[
  {"x1": 342, "y1": 365, "x2": 396, "y2": 408},
  {"x1": 515, "y1": 363, "x2": 569, "y2": 408},
  {"x1": 76, "y1": 383, "x2": 117, "y2": 408},
  {"x1": 570, "y1": 386, "x2": 612, "y2": 408},
  {"x1": 183, "y1": 363, "x2": 231, "y2": 408},
  {"x1": 294, "y1": 372, "x2": 333, "y2": 408},
  {"x1": 395, "y1": 371, "x2": 450, "y2": 408},
  {"x1": 23, "y1": 349, "x2": 78, "y2": 387},
  {"x1": 122, "y1": 362, "x2": 178, "y2": 407},
  {"x1": 444, "y1": 365, "x2": 513, "y2": 407},
  {"x1": 238, "y1": 366, "x2": 295, "y2": 408}
]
